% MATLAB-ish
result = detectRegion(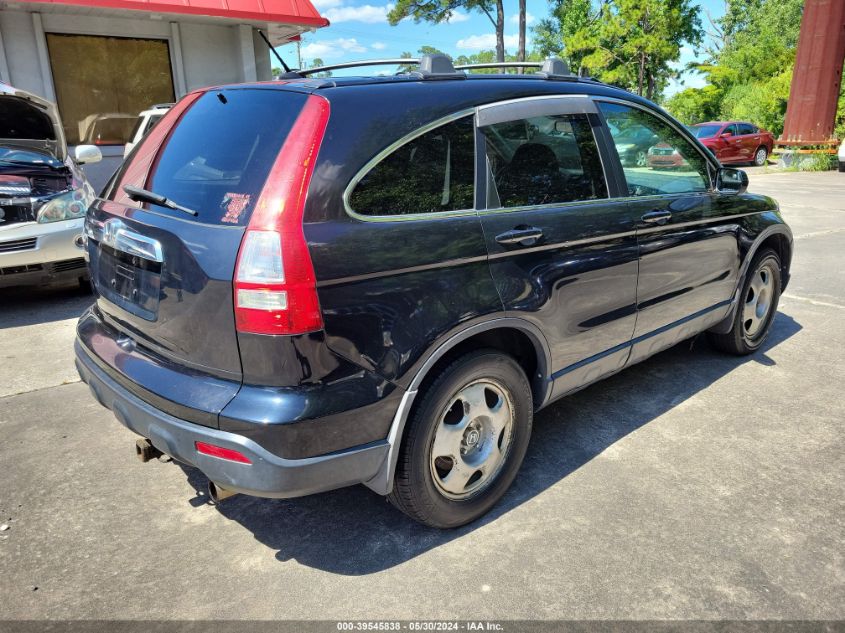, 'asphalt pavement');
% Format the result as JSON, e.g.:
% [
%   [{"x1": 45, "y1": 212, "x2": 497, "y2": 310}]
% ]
[{"x1": 0, "y1": 171, "x2": 842, "y2": 620}]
